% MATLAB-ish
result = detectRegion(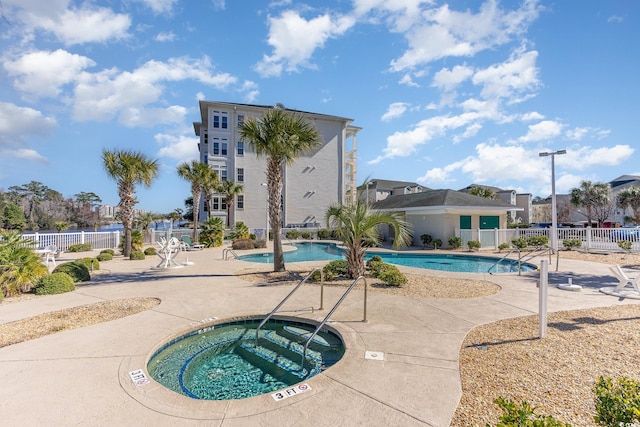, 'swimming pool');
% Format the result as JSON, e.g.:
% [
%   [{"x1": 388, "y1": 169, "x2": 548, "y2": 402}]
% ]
[
  {"x1": 238, "y1": 242, "x2": 535, "y2": 273},
  {"x1": 147, "y1": 317, "x2": 345, "y2": 400}
]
